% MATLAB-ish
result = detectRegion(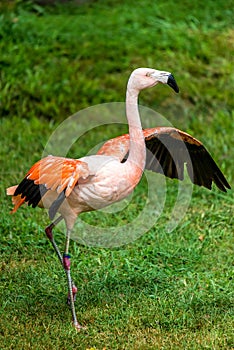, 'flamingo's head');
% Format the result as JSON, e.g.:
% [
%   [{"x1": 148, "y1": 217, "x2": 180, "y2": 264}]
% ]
[{"x1": 128, "y1": 67, "x2": 179, "y2": 93}]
